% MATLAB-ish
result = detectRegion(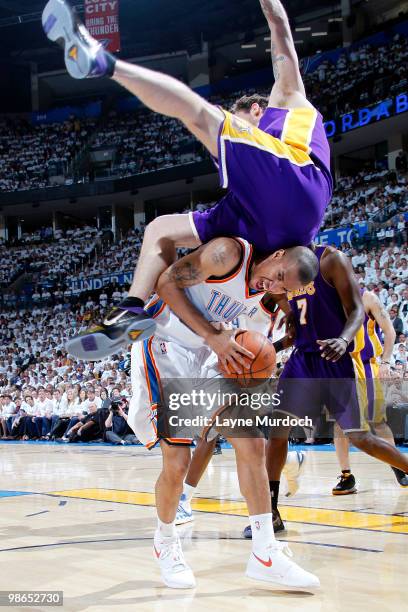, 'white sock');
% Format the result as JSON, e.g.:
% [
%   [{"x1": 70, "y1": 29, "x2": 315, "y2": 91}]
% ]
[
  {"x1": 157, "y1": 517, "x2": 176, "y2": 539},
  {"x1": 182, "y1": 483, "x2": 195, "y2": 502},
  {"x1": 249, "y1": 513, "x2": 275, "y2": 553}
]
